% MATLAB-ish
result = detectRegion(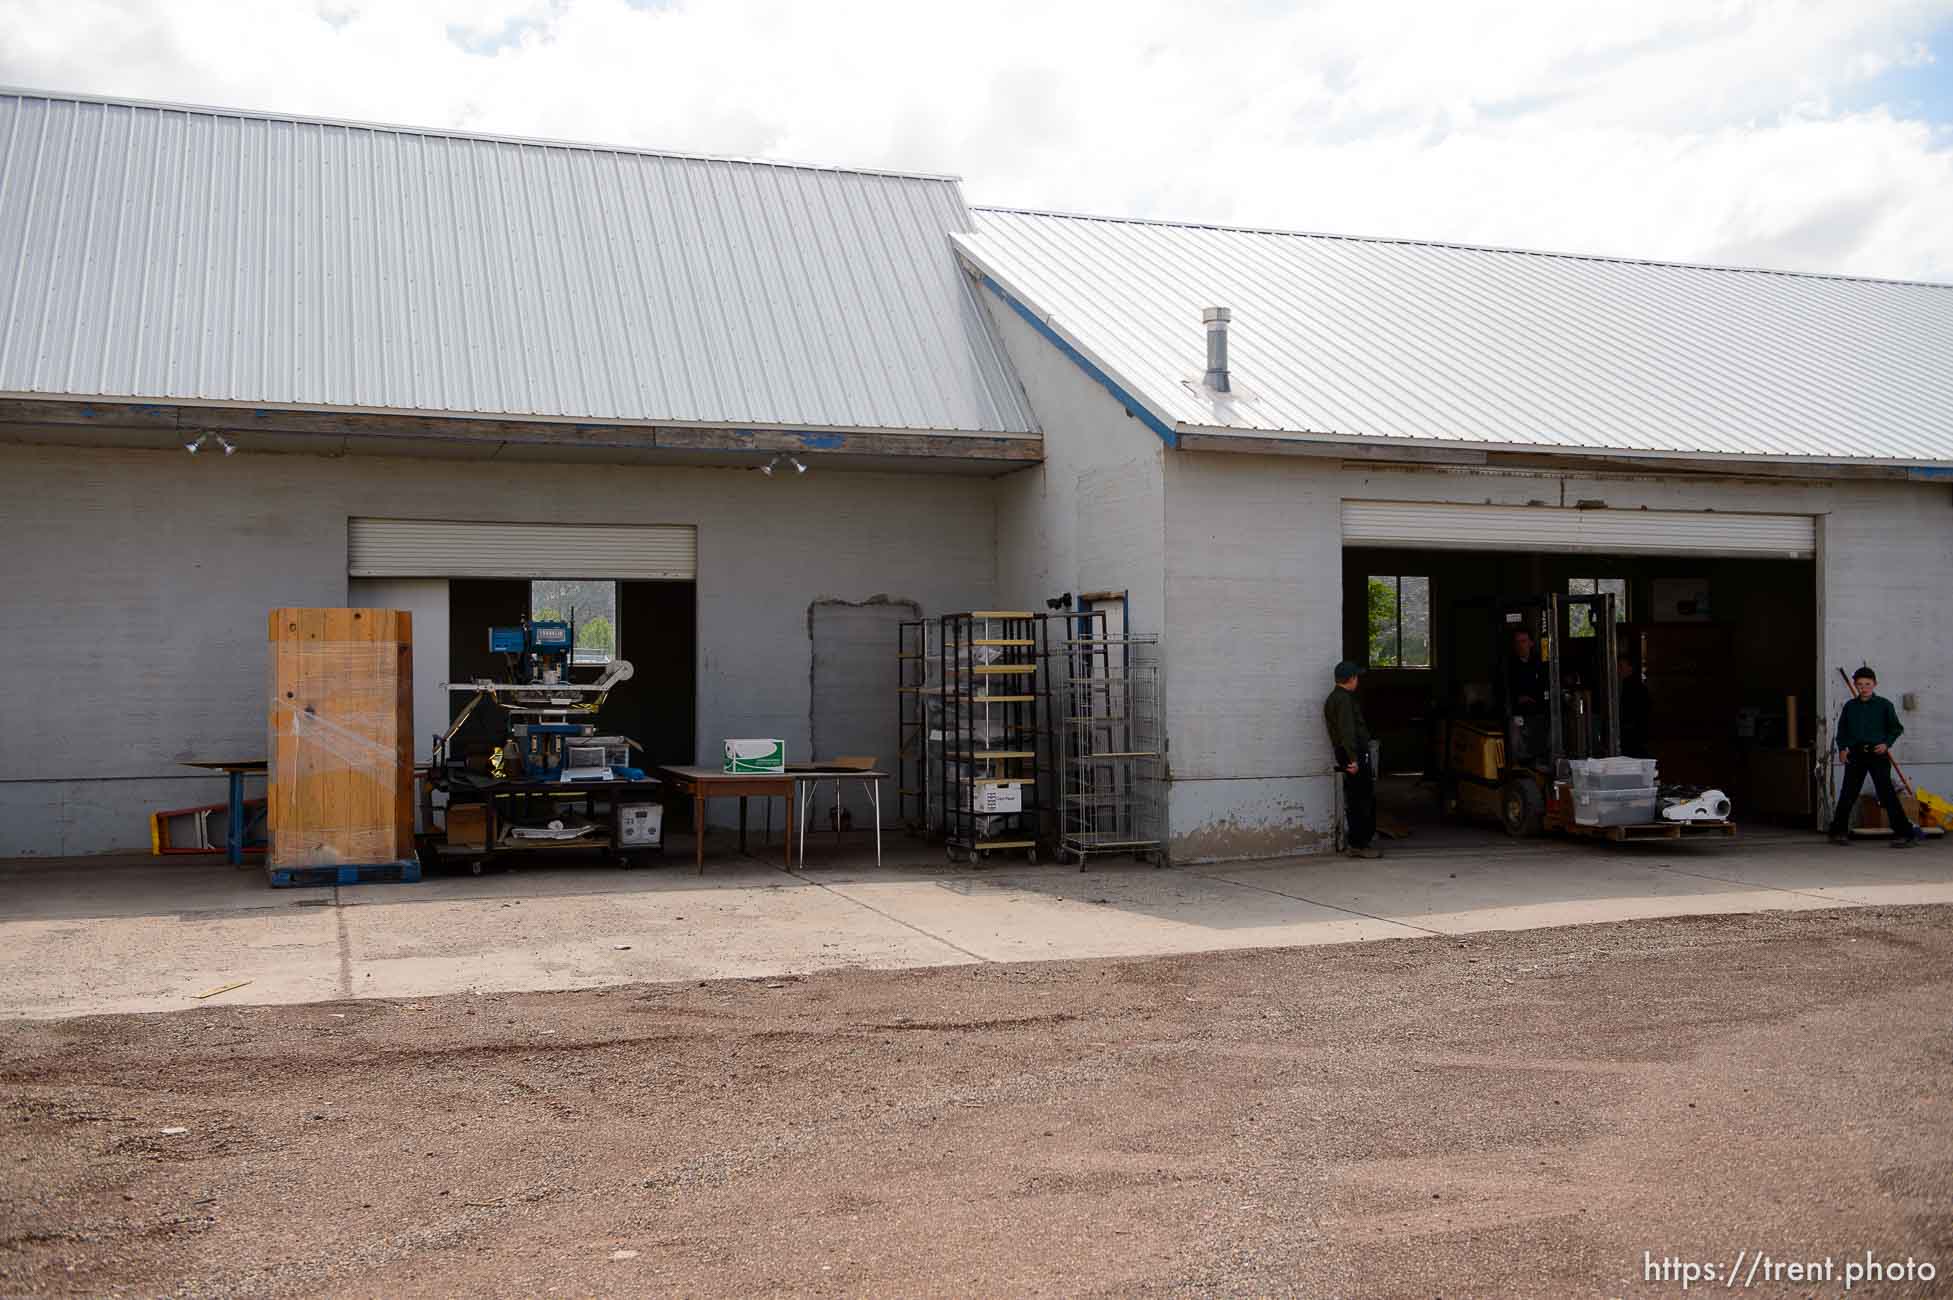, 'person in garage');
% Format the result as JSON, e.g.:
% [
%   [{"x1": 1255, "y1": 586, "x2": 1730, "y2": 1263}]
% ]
[
  {"x1": 1500, "y1": 626, "x2": 1546, "y2": 710},
  {"x1": 1826, "y1": 665, "x2": 1923, "y2": 848},
  {"x1": 1496, "y1": 625, "x2": 1550, "y2": 761},
  {"x1": 1323, "y1": 661, "x2": 1380, "y2": 860}
]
